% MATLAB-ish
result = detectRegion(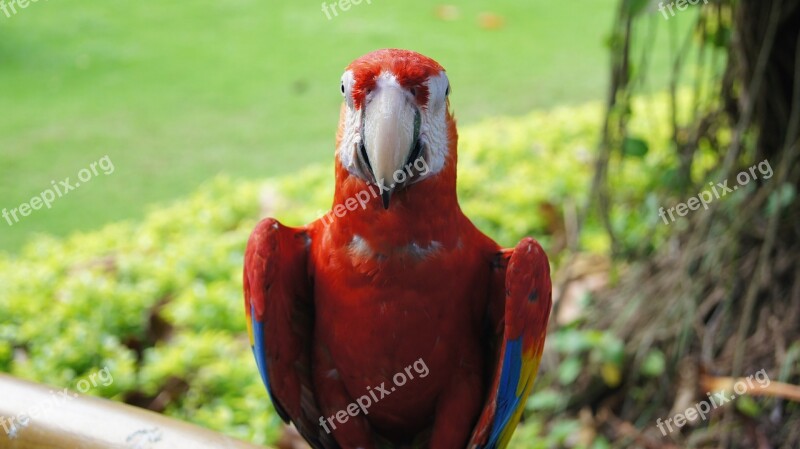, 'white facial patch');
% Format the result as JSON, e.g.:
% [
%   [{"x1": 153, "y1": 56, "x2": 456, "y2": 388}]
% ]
[
  {"x1": 338, "y1": 70, "x2": 361, "y2": 172},
  {"x1": 336, "y1": 70, "x2": 450, "y2": 181},
  {"x1": 418, "y1": 71, "x2": 450, "y2": 176}
]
